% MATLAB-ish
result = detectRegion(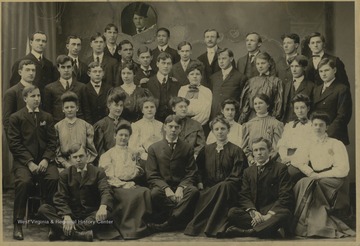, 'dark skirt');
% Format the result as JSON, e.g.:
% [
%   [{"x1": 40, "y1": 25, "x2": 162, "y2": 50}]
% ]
[
  {"x1": 112, "y1": 186, "x2": 152, "y2": 239},
  {"x1": 184, "y1": 181, "x2": 237, "y2": 237},
  {"x1": 292, "y1": 177, "x2": 355, "y2": 238}
]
